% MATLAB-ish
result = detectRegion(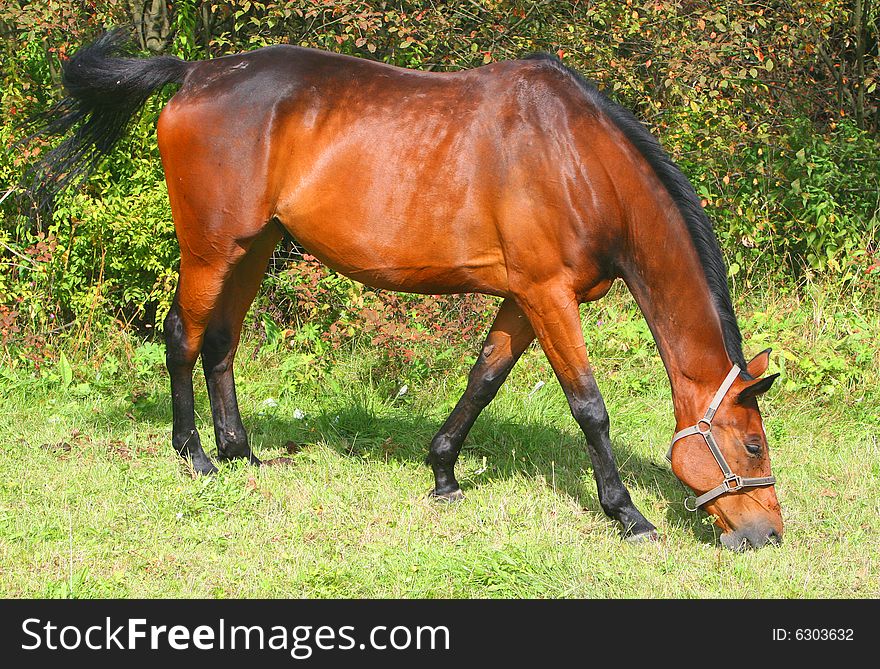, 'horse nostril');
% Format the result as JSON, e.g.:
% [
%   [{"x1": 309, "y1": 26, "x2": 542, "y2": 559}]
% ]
[{"x1": 767, "y1": 528, "x2": 782, "y2": 545}]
